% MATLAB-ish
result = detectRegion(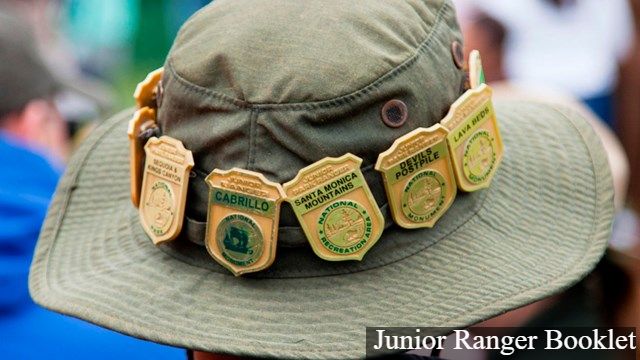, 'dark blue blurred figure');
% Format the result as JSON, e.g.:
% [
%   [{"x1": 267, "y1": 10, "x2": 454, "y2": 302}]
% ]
[{"x1": 0, "y1": 7, "x2": 181, "y2": 359}]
